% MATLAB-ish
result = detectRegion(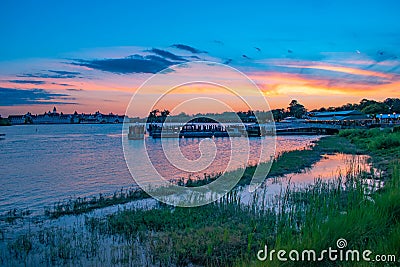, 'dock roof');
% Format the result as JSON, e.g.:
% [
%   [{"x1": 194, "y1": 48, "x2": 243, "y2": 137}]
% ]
[{"x1": 311, "y1": 110, "x2": 363, "y2": 117}]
